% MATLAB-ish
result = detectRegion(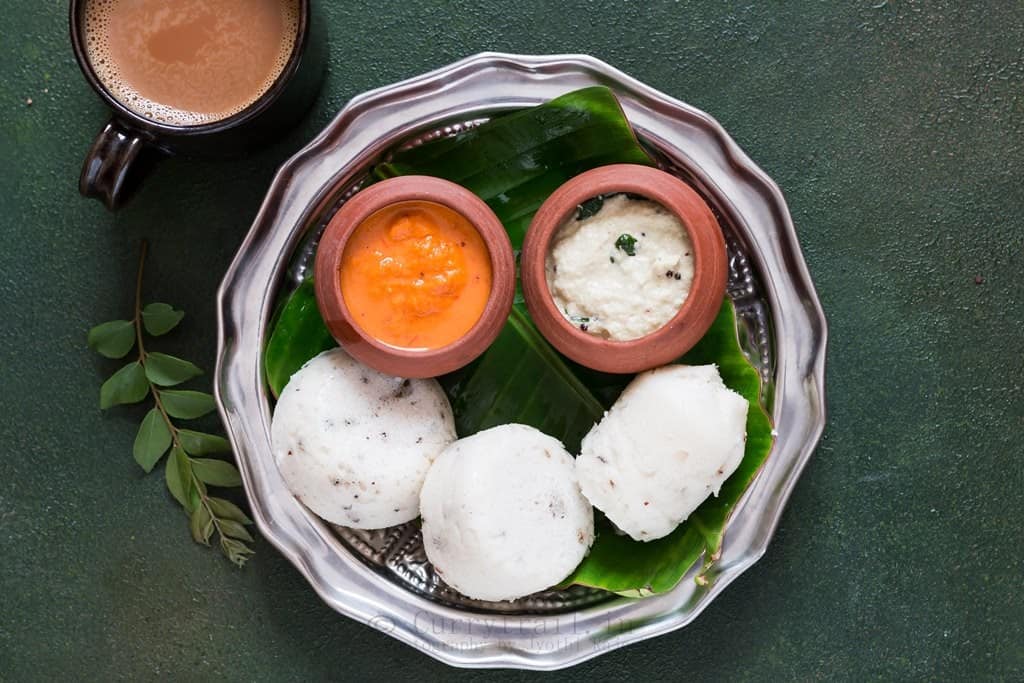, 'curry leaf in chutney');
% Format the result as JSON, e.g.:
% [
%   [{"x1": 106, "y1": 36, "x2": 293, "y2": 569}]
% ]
[
  {"x1": 614, "y1": 233, "x2": 638, "y2": 256},
  {"x1": 576, "y1": 195, "x2": 605, "y2": 221}
]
